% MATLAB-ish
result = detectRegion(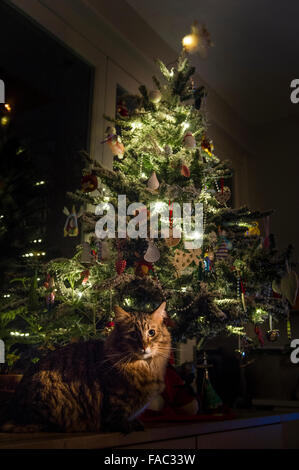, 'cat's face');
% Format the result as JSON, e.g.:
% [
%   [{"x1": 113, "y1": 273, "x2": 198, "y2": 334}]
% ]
[{"x1": 112, "y1": 302, "x2": 171, "y2": 363}]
